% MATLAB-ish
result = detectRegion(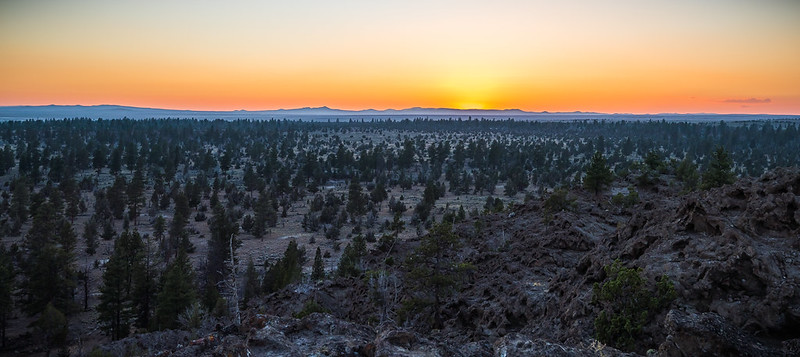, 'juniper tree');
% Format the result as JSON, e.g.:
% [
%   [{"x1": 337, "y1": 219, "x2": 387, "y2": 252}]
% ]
[
  {"x1": 701, "y1": 146, "x2": 735, "y2": 189},
  {"x1": 311, "y1": 247, "x2": 325, "y2": 281},
  {"x1": 584, "y1": 151, "x2": 614, "y2": 195},
  {"x1": 155, "y1": 249, "x2": 196, "y2": 330}
]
